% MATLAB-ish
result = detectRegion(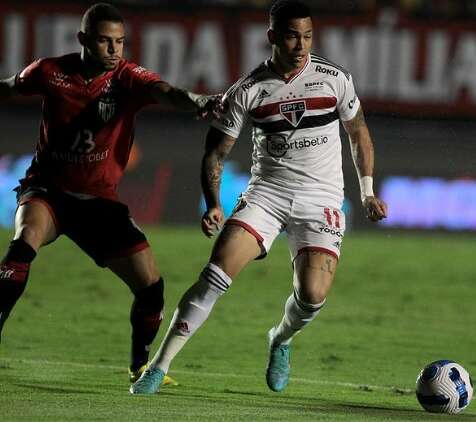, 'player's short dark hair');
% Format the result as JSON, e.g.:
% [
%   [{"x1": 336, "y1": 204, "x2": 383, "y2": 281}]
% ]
[
  {"x1": 269, "y1": 0, "x2": 311, "y2": 30},
  {"x1": 81, "y1": 3, "x2": 124, "y2": 34}
]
